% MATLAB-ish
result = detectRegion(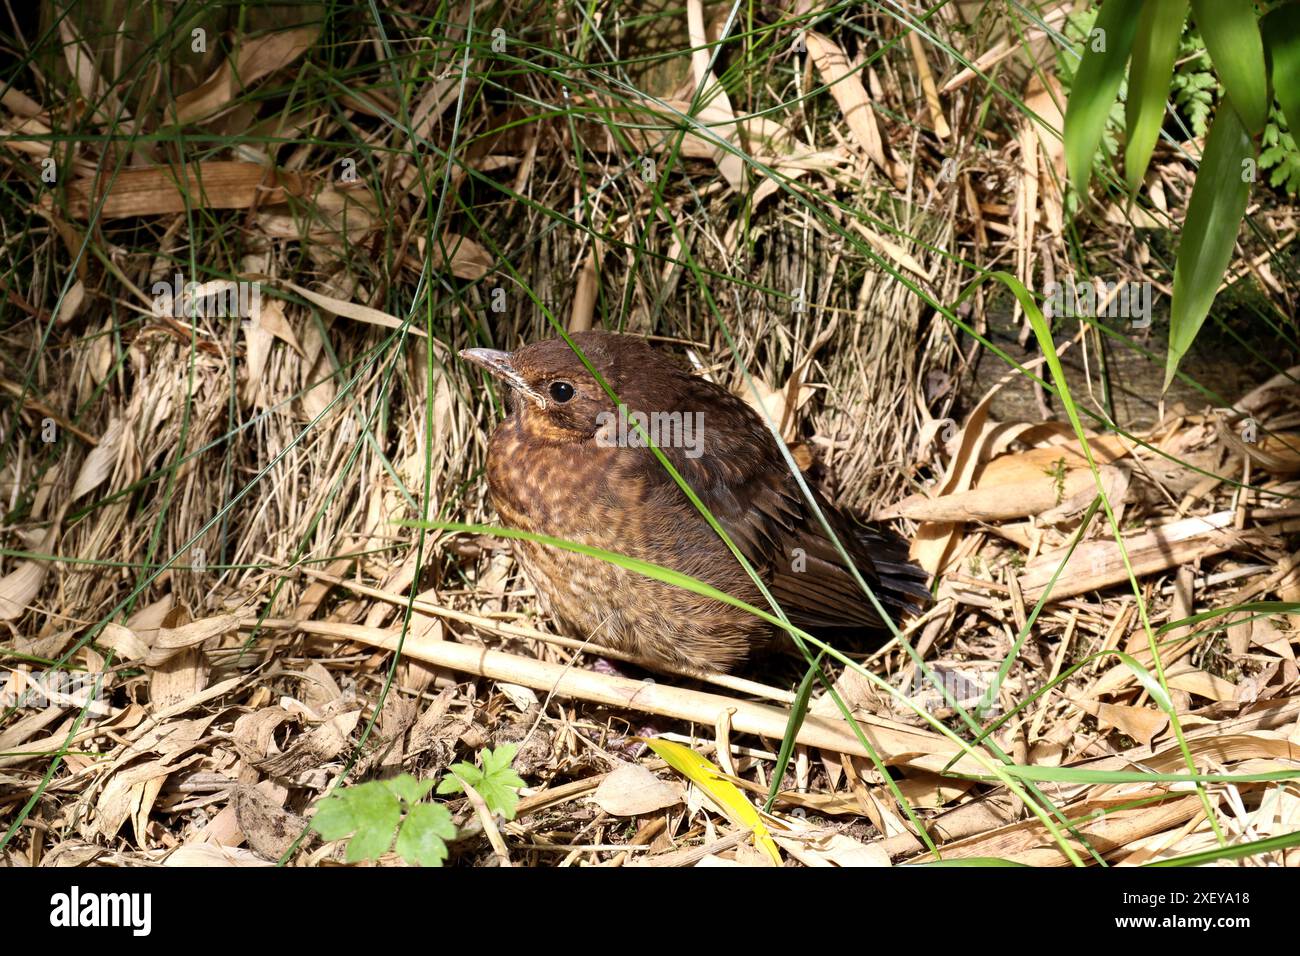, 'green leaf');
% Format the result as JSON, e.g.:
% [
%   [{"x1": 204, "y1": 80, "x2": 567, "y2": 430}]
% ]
[
  {"x1": 308, "y1": 791, "x2": 361, "y2": 842},
  {"x1": 1262, "y1": 2, "x2": 1300, "y2": 136},
  {"x1": 1190, "y1": 0, "x2": 1268, "y2": 133},
  {"x1": 1125, "y1": 0, "x2": 1189, "y2": 194},
  {"x1": 765, "y1": 654, "x2": 822, "y2": 813},
  {"x1": 481, "y1": 743, "x2": 520, "y2": 777},
  {"x1": 384, "y1": 773, "x2": 436, "y2": 806},
  {"x1": 342, "y1": 783, "x2": 403, "y2": 862},
  {"x1": 1111, "y1": 651, "x2": 1175, "y2": 713},
  {"x1": 437, "y1": 744, "x2": 526, "y2": 820},
  {"x1": 406, "y1": 519, "x2": 797, "y2": 637},
  {"x1": 1172, "y1": 67, "x2": 1216, "y2": 137},
  {"x1": 1064, "y1": 0, "x2": 1142, "y2": 200},
  {"x1": 309, "y1": 780, "x2": 404, "y2": 862},
  {"x1": 1156, "y1": 600, "x2": 1300, "y2": 635},
  {"x1": 311, "y1": 775, "x2": 451, "y2": 865},
  {"x1": 395, "y1": 803, "x2": 456, "y2": 867},
  {"x1": 1166, "y1": 101, "x2": 1255, "y2": 388}
]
